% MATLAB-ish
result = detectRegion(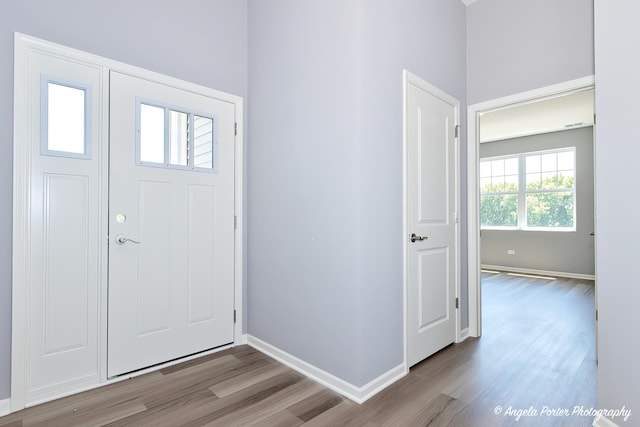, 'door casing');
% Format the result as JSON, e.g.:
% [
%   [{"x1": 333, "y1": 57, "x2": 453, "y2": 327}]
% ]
[
  {"x1": 466, "y1": 75, "x2": 596, "y2": 338},
  {"x1": 11, "y1": 33, "x2": 244, "y2": 411},
  {"x1": 402, "y1": 69, "x2": 461, "y2": 372}
]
